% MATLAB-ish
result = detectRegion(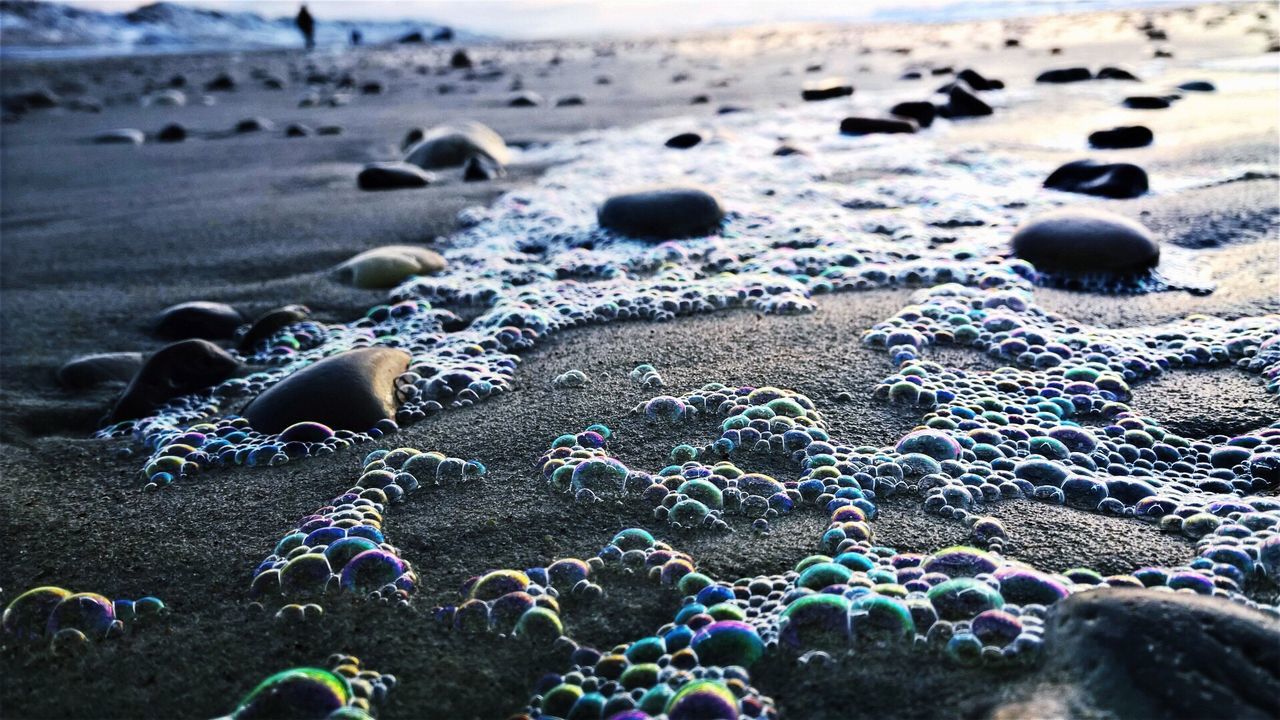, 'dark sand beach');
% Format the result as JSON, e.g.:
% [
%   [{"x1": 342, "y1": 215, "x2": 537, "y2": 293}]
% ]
[{"x1": 2, "y1": 3, "x2": 1279, "y2": 719}]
